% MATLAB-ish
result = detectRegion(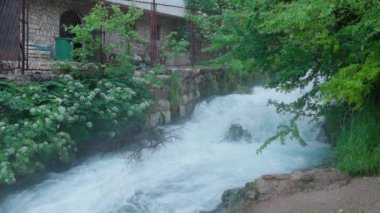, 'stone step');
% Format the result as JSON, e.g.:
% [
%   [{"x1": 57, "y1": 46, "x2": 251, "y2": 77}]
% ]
[
  {"x1": 0, "y1": 68, "x2": 17, "y2": 78},
  {"x1": 28, "y1": 48, "x2": 53, "y2": 60},
  {"x1": 28, "y1": 49, "x2": 51, "y2": 54}
]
